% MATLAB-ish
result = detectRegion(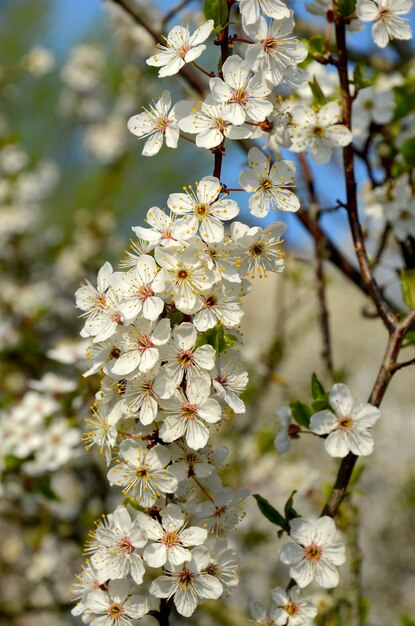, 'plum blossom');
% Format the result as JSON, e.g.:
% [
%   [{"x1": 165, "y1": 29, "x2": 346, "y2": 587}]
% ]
[
  {"x1": 139, "y1": 503, "x2": 207, "y2": 567},
  {"x1": 289, "y1": 101, "x2": 353, "y2": 164},
  {"x1": 274, "y1": 405, "x2": 300, "y2": 454},
  {"x1": 240, "y1": 0, "x2": 291, "y2": 25},
  {"x1": 356, "y1": 0, "x2": 413, "y2": 48},
  {"x1": 161, "y1": 322, "x2": 216, "y2": 394},
  {"x1": 270, "y1": 586, "x2": 318, "y2": 625},
  {"x1": 159, "y1": 386, "x2": 222, "y2": 450},
  {"x1": 82, "y1": 579, "x2": 149, "y2": 625},
  {"x1": 178, "y1": 99, "x2": 252, "y2": 149},
  {"x1": 155, "y1": 246, "x2": 216, "y2": 313},
  {"x1": 167, "y1": 176, "x2": 240, "y2": 243},
  {"x1": 110, "y1": 254, "x2": 167, "y2": 322},
  {"x1": 310, "y1": 383, "x2": 380, "y2": 458},
  {"x1": 110, "y1": 317, "x2": 171, "y2": 376},
  {"x1": 90, "y1": 506, "x2": 147, "y2": 584},
  {"x1": 209, "y1": 55, "x2": 273, "y2": 125},
  {"x1": 127, "y1": 91, "x2": 192, "y2": 156},
  {"x1": 239, "y1": 147, "x2": 299, "y2": 217},
  {"x1": 132, "y1": 206, "x2": 186, "y2": 248},
  {"x1": 279, "y1": 517, "x2": 346, "y2": 588},
  {"x1": 212, "y1": 355, "x2": 248, "y2": 414},
  {"x1": 146, "y1": 20, "x2": 214, "y2": 77},
  {"x1": 243, "y1": 16, "x2": 308, "y2": 87},
  {"x1": 107, "y1": 439, "x2": 178, "y2": 506},
  {"x1": 150, "y1": 546, "x2": 223, "y2": 617}
]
